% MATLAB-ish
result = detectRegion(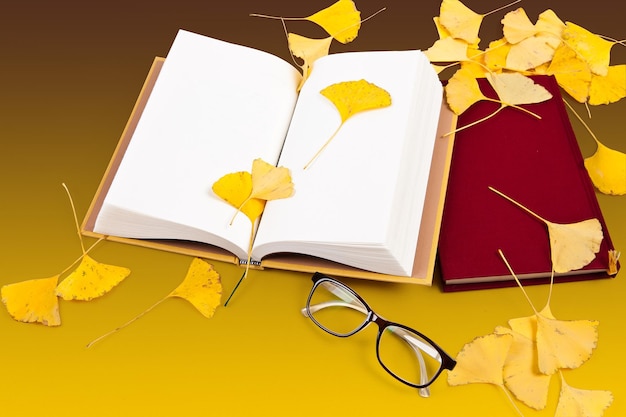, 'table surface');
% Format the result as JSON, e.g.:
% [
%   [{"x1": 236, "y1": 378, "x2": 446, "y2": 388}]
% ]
[{"x1": 1, "y1": 1, "x2": 624, "y2": 416}]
